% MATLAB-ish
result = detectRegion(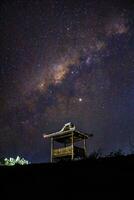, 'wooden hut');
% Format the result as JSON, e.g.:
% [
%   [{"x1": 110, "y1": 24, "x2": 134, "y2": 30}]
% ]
[{"x1": 43, "y1": 122, "x2": 93, "y2": 162}]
